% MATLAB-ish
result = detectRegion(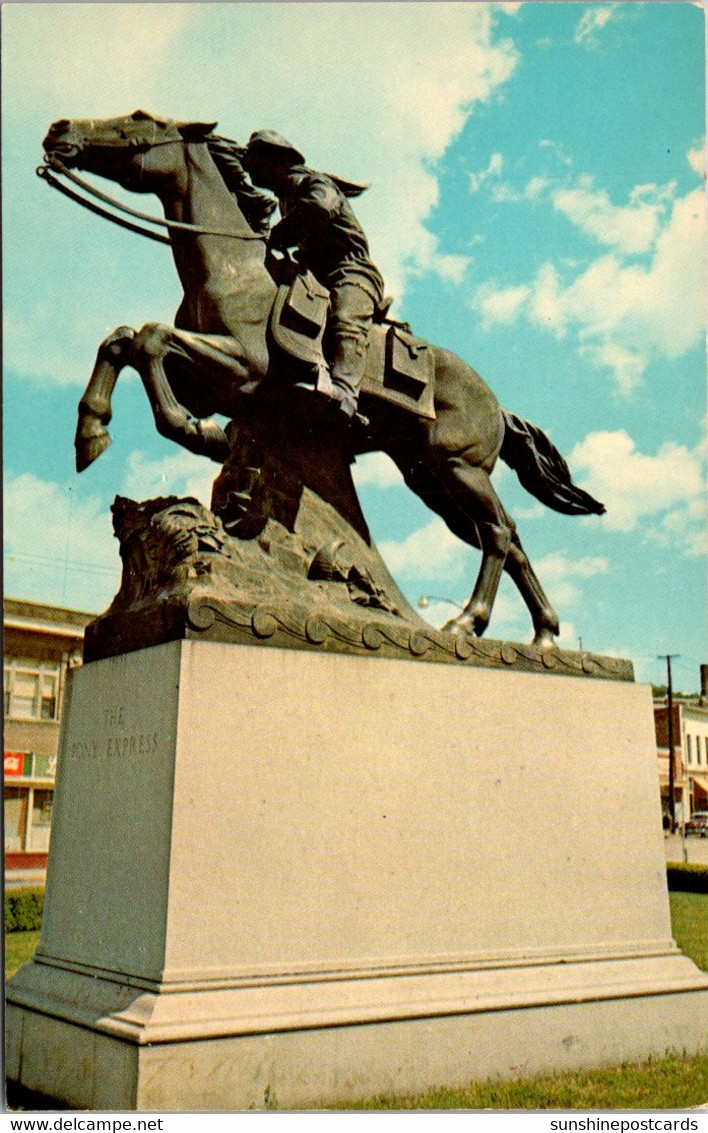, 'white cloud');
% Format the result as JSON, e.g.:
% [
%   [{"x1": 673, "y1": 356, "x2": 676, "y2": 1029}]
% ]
[
  {"x1": 532, "y1": 550, "x2": 609, "y2": 606},
  {"x1": 473, "y1": 182, "x2": 706, "y2": 391},
  {"x1": 478, "y1": 282, "x2": 531, "y2": 327},
  {"x1": 3, "y1": 4, "x2": 197, "y2": 120},
  {"x1": 352, "y1": 452, "x2": 405, "y2": 491},
  {"x1": 3, "y1": 473, "x2": 120, "y2": 612},
  {"x1": 469, "y1": 152, "x2": 505, "y2": 193},
  {"x1": 121, "y1": 449, "x2": 217, "y2": 506},
  {"x1": 4, "y1": 3, "x2": 521, "y2": 387},
  {"x1": 379, "y1": 516, "x2": 472, "y2": 580},
  {"x1": 524, "y1": 176, "x2": 551, "y2": 201},
  {"x1": 688, "y1": 139, "x2": 706, "y2": 180},
  {"x1": 539, "y1": 139, "x2": 574, "y2": 169},
  {"x1": 550, "y1": 178, "x2": 673, "y2": 256},
  {"x1": 574, "y1": 6, "x2": 620, "y2": 48},
  {"x1": 578, "y1": 342, "x2": 646, "y2": 398},
  {"x1": 653, "y1": 493, "x2": 708, "y2": 558},
  {"x1": 569, "y1": 430, "x2": 706, "y2": 548}
]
